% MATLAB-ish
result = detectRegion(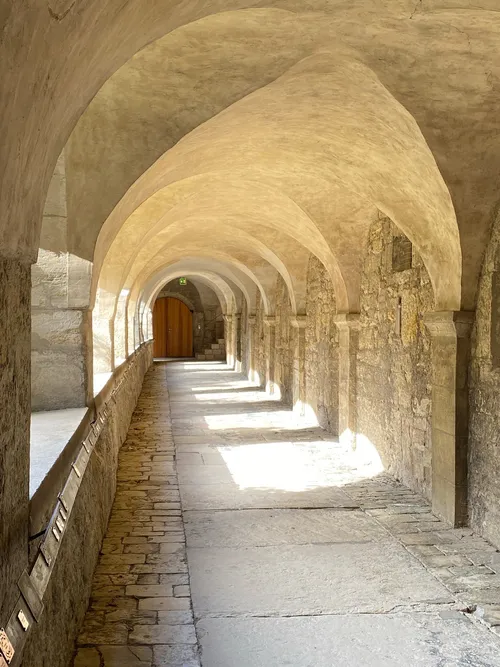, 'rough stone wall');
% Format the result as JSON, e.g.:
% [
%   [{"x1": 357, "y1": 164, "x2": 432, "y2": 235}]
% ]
[
  {"x1": 469, "y1": 210, "x2": 500, "y2": 548},
  {"x1": 0, "y1": 259, "x2": 30, "y2": 627},
  {"x1": 274, "y1": 275, "x2": 293, "y2": 405},
  {"x1": 305, "y1": 255, "x2": 339, "y2": 432},
  {"x1": 356, "y1": 216, "x2": 433, "y2": 499},
  {"x1": 22, "y1": 343, "x2": 153, "y2": 667}
]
